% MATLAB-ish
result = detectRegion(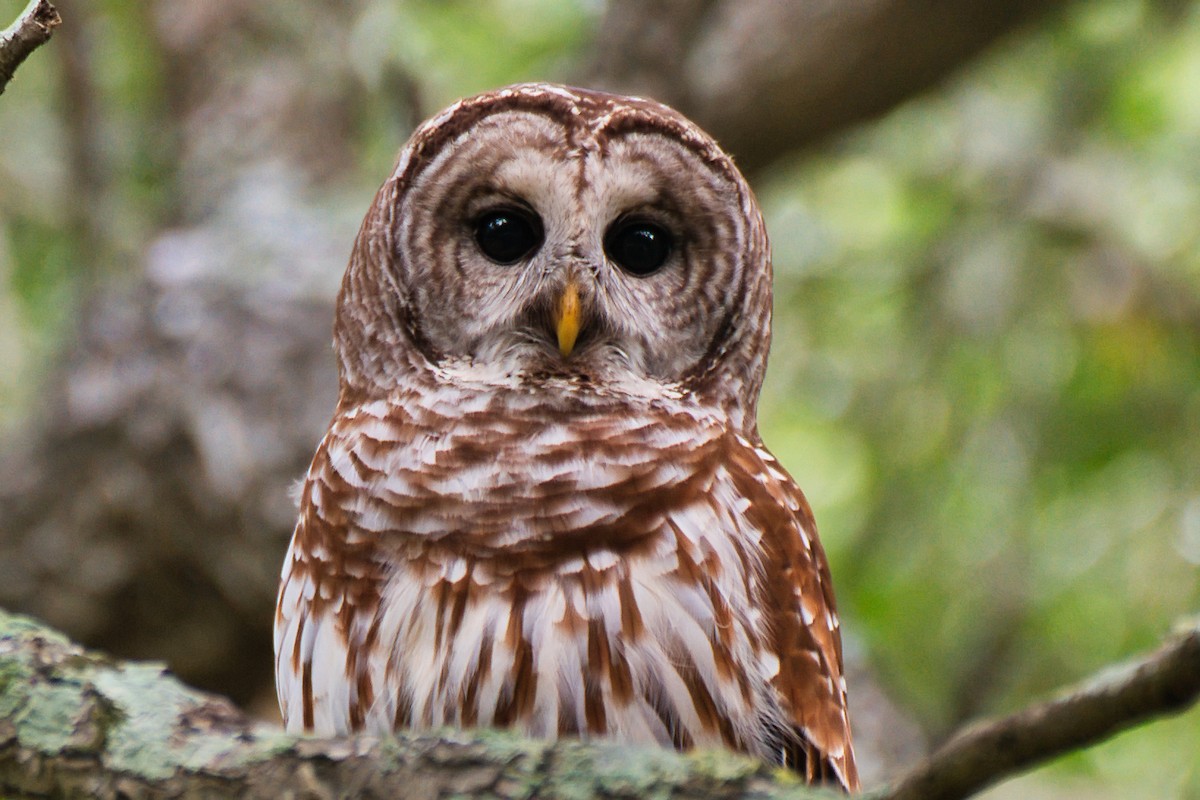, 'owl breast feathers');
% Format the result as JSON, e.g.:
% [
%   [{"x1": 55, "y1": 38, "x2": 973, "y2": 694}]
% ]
[{"x1": 274, "y1": 83, "x2": 858, "y2": 792}]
